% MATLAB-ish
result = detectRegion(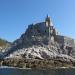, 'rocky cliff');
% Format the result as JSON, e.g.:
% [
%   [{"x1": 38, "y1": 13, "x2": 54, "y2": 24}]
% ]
[
  {"x1": 0, "y1": 16, "x2": 75, "y2": 65},
  {"x1": 2, "y1": 21, "x2": 75, "y2": 63}
]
